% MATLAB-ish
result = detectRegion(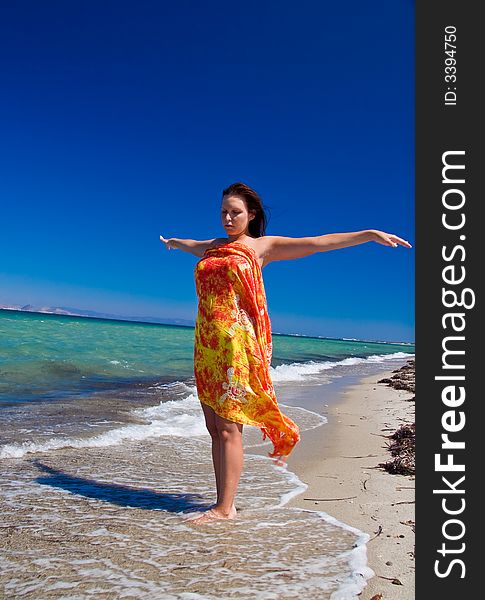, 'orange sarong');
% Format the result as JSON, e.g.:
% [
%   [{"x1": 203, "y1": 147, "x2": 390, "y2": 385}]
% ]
[{"x1": 193, "y1": 240, "x2": 300, "y2": 461}]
